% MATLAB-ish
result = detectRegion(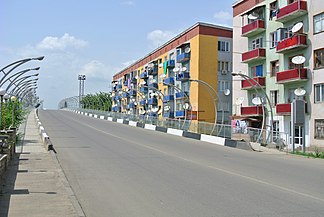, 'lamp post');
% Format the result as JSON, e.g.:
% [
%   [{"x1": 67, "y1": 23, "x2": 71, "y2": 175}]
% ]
[
  {"x1": 78, "y1": 75, "x2": 86, "y2": 108},
  {"x1": 232, "y1": 72, "x2": 274, "y2": 143},
  {"x1": 0, "y1": 88, "x2": 6, "y2": 129},
  {"x1": 0, "y1": 67, "x2": 40, "y2": 88},
  {"x1": 0, "y1": 56, "x2": 44, "y2": 77},
  {"x1": 7, "y1": 74, "x2": 39, "y2": 93},
  {"x1": 11, "y1": 96, "x2": 17, "y2": 127}
]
